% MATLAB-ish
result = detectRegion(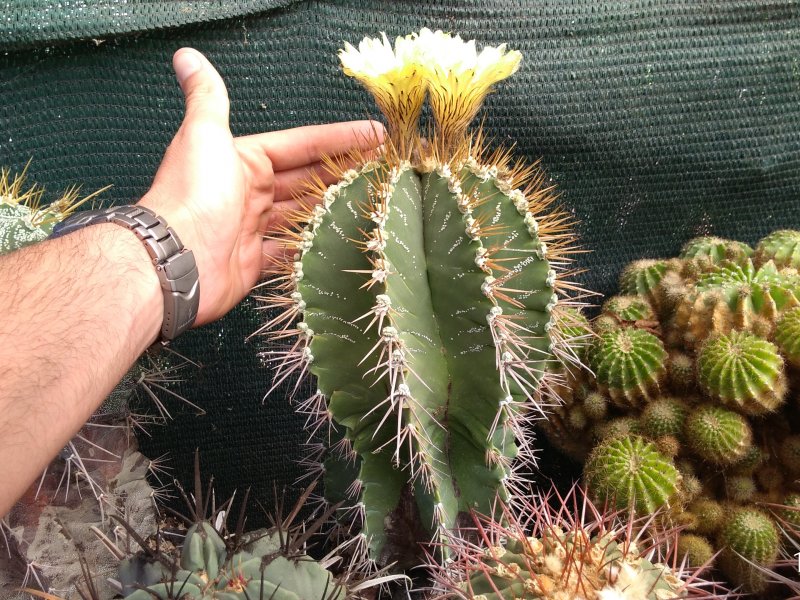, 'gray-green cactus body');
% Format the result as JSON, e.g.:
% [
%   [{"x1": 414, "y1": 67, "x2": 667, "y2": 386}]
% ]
[
  {"x1": 294, "y1": 160, "x2": 554, "y2": 562},
  {"x1": 0, "y1": 200, "x2": 61, "y2": 254},
  {"x1": 121, "y1": 522, "x2": 346, "y2": 600}
]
